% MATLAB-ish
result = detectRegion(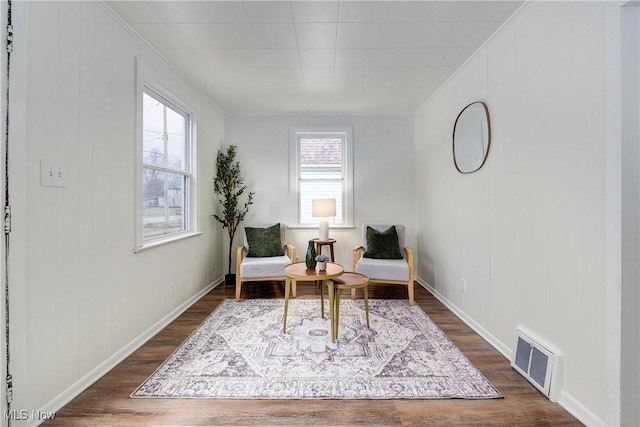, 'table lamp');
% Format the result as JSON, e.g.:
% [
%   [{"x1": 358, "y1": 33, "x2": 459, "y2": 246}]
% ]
[{"x1": 312, "y1": 198, "x2": 336, "y2": 241}]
